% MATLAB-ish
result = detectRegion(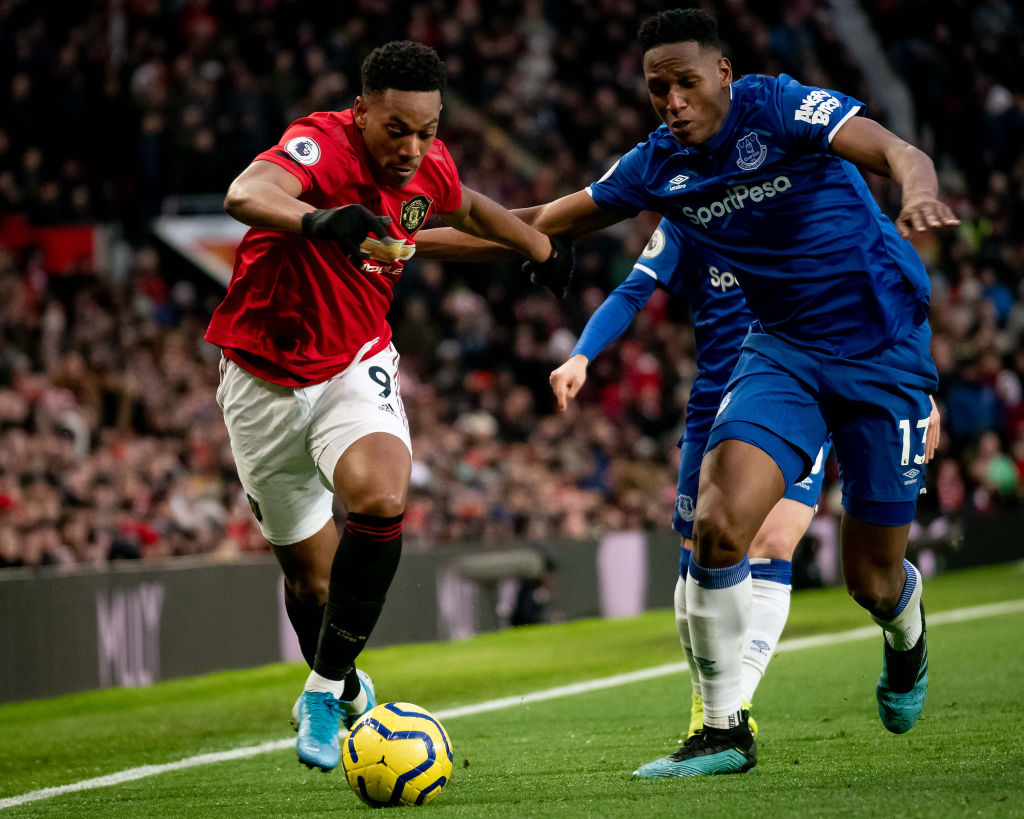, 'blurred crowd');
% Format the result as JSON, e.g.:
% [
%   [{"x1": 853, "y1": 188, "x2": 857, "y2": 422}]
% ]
[{"x1": 0, "y1": 0, "x2": 1021, "y2": 571}]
